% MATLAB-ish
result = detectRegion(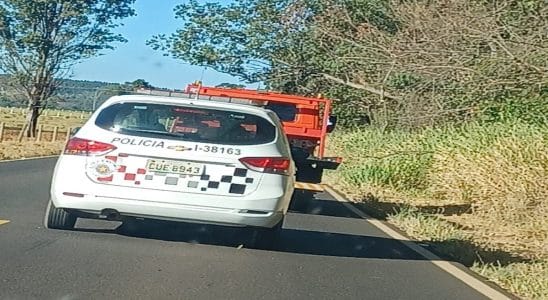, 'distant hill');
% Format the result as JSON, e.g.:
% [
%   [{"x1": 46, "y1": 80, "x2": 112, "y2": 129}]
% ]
[
  {"x1": 53, "y1": 79, "x2": 126, "y2": 110},
  {"x1": 0, "y1": 75, "x2": 246, "y2": 111},
  {"x1": 0, "y1": 75, "x2": 130, "y2": 111}
]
